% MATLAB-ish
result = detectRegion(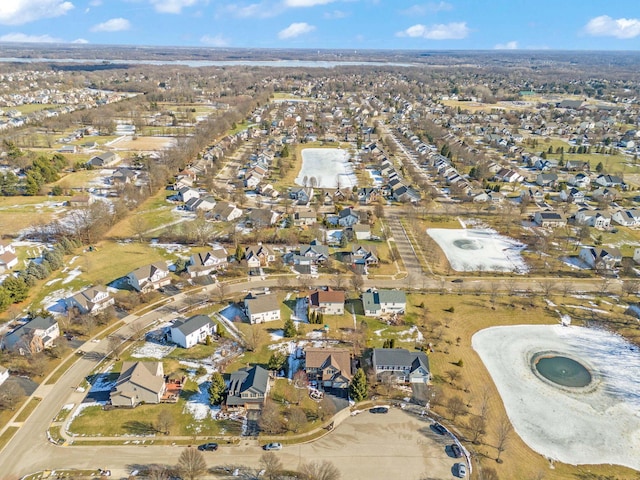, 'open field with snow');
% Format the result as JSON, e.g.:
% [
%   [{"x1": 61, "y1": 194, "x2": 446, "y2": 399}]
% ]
[
  {"x1": 112, "y1": 136, "x2": 177, "y2": 151},
  {"x1": 427, "y1": 228, "x2": 528, "y2": 273},
  {"x1": 295, "y1": 148, "x2": 357, "y2": 189},
  {"x1": 473, "y1": 324, "x2": 640, "y2": 470}
]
